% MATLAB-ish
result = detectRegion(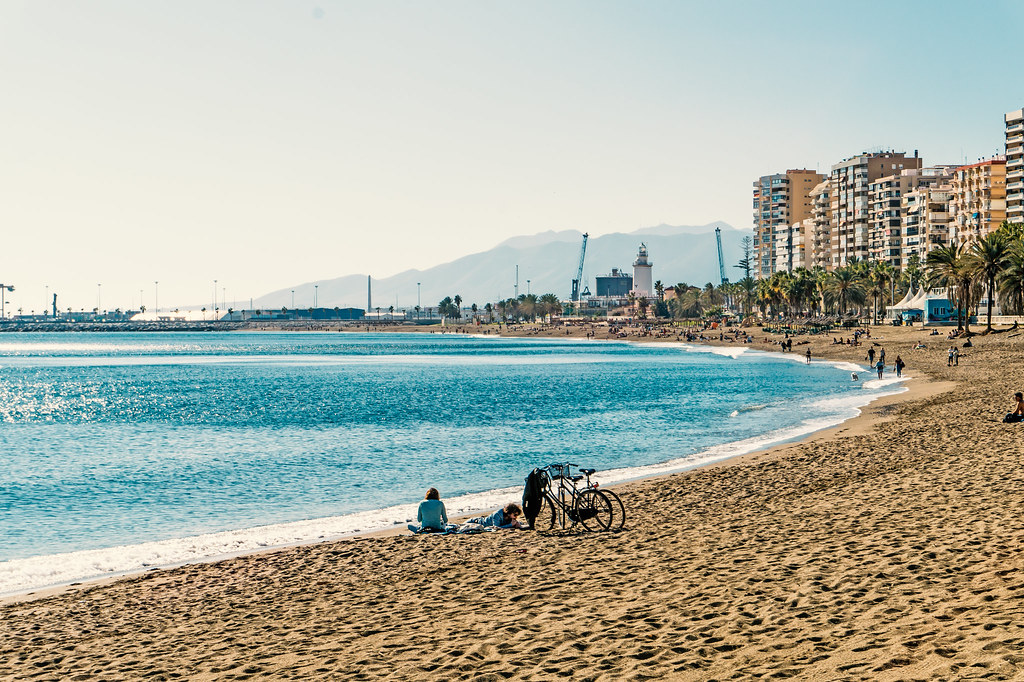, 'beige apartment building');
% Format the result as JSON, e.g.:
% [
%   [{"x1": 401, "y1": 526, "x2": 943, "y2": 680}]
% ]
[
  {"x1": 869, "y1": 166, "x2": 955, "y2": 268},
  {"x1": 901, "y1": 181, "x2": 952, "y2": 265},
  {"x1": 949, "y1": 158, "x2": 1007, "y2": 243},
  {"x1": 752, "y1": 169, "x2": 825, "y2": 279},
  {"x1": 830, "y1": 151, "x2": 923, "y2": 268},
  {"x1": 808, "y1": 180, "x2": 832, "y2": 270},
  {"x1": 1005, "y1": 108, "x2": 1023, "y2": 223}
]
